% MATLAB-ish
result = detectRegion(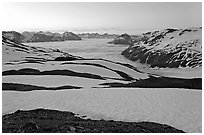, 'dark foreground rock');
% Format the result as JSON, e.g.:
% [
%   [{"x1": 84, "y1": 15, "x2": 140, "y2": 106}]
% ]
[
  {"x1": 2, "y1": 68, "x2": 105, "y2": 80},
  {"x1": 2, "y1": 83, "x2": 81, "y2": 91},
  {"x1": 2, "y1": 108, "x2": 185, "y2": 133},
  {"x1": 100, "y1": 76, "x2": 202, "y2": 90}
]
